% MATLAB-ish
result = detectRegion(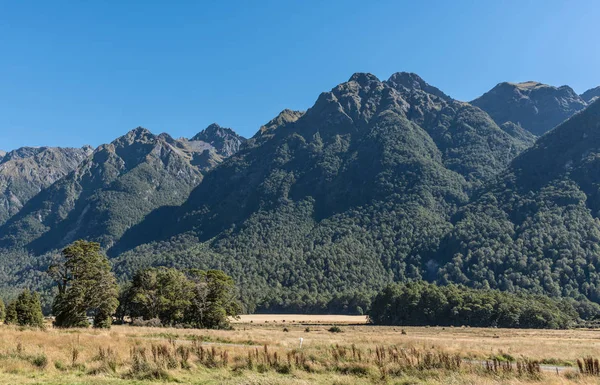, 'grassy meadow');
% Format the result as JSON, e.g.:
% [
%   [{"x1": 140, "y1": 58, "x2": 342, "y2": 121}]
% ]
[{"x1": 2, "y1": 316, "x2": 600, "y2": 384}]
